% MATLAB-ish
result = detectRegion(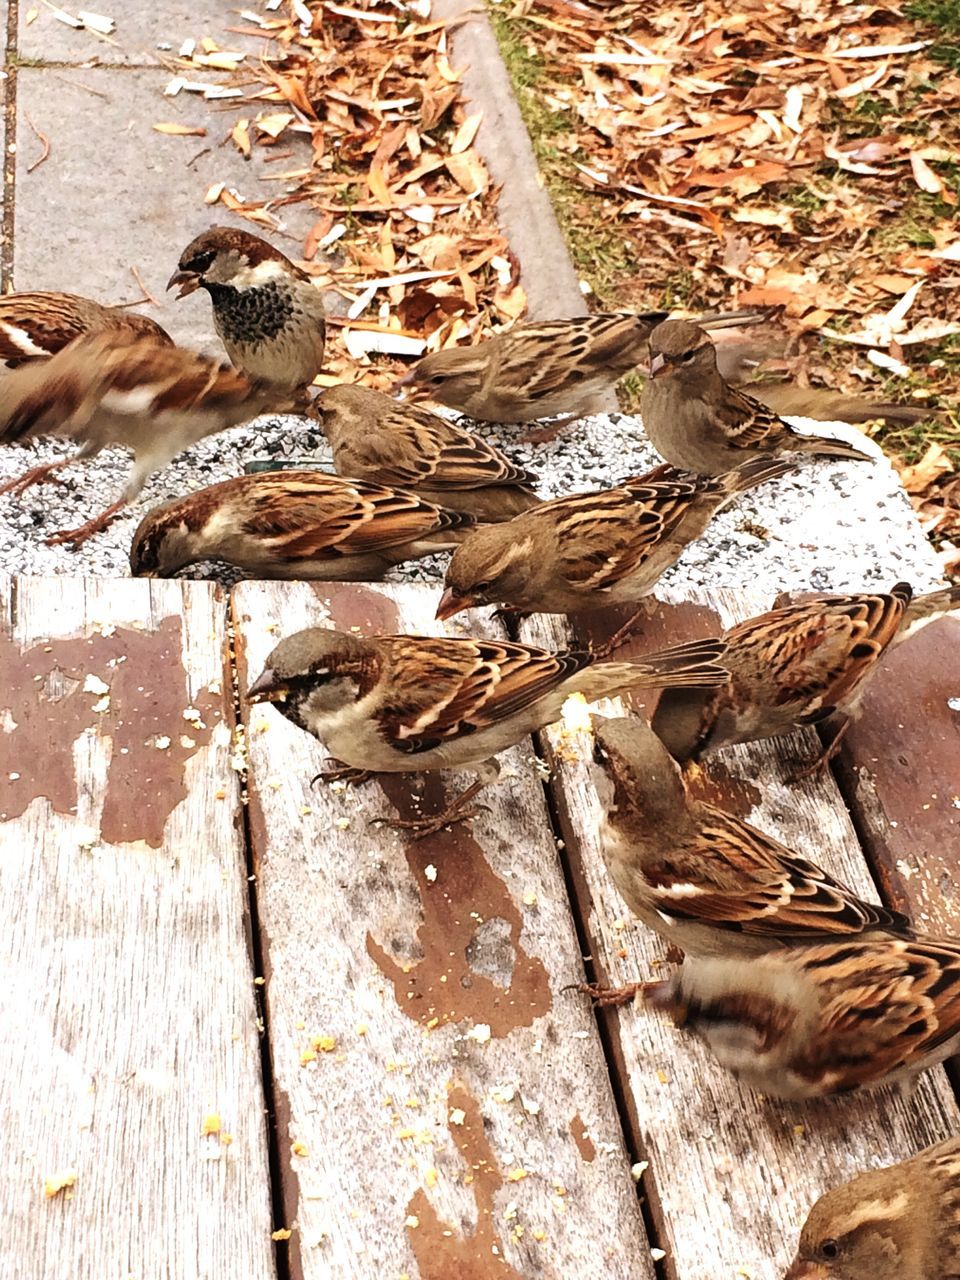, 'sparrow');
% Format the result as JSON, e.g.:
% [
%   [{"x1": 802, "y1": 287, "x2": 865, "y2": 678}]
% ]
[
  {"x1": 130, "y1": 471, "x2": 475, "y2": 579},
  {"x1": 247, "y1": 628, "x2": 728, "y2": 838},
  {"x1": 168, "y1": 226, "x2": 326, "y2": 393},
  {"x1": 0, "y1": 290, "x2": 172, "y2": 366},
  {"x1": 652, "y1": 582, "x2": 960, "y2": 775},
  {"x1": 591, "y1": 714, "x2": 911, "y2": 968},
  {"x1": 396, "y1": 308, "x2": 768, "y2": 424},
  {"x1": 640, "y1": 935, "x2": 960, "y2": 1099},
  {"x1": 640, "y1": 320, "x2": 875, "y2": 475},
  {"x1": 0, "y1": 330, "x2": 291, "y2": 546},
  {"x1": 317, "y1": 383, "x2": 540, "y2": 521},
  {"x1": 747, "y1": 382, "x2": 944, "y2": 430},
  {"x1": 785, "y1": 1136, "x2": 960, "y2": 1279},
  {"x1": 436, "y1": 456, "x2": 795, "y2": 621}
]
